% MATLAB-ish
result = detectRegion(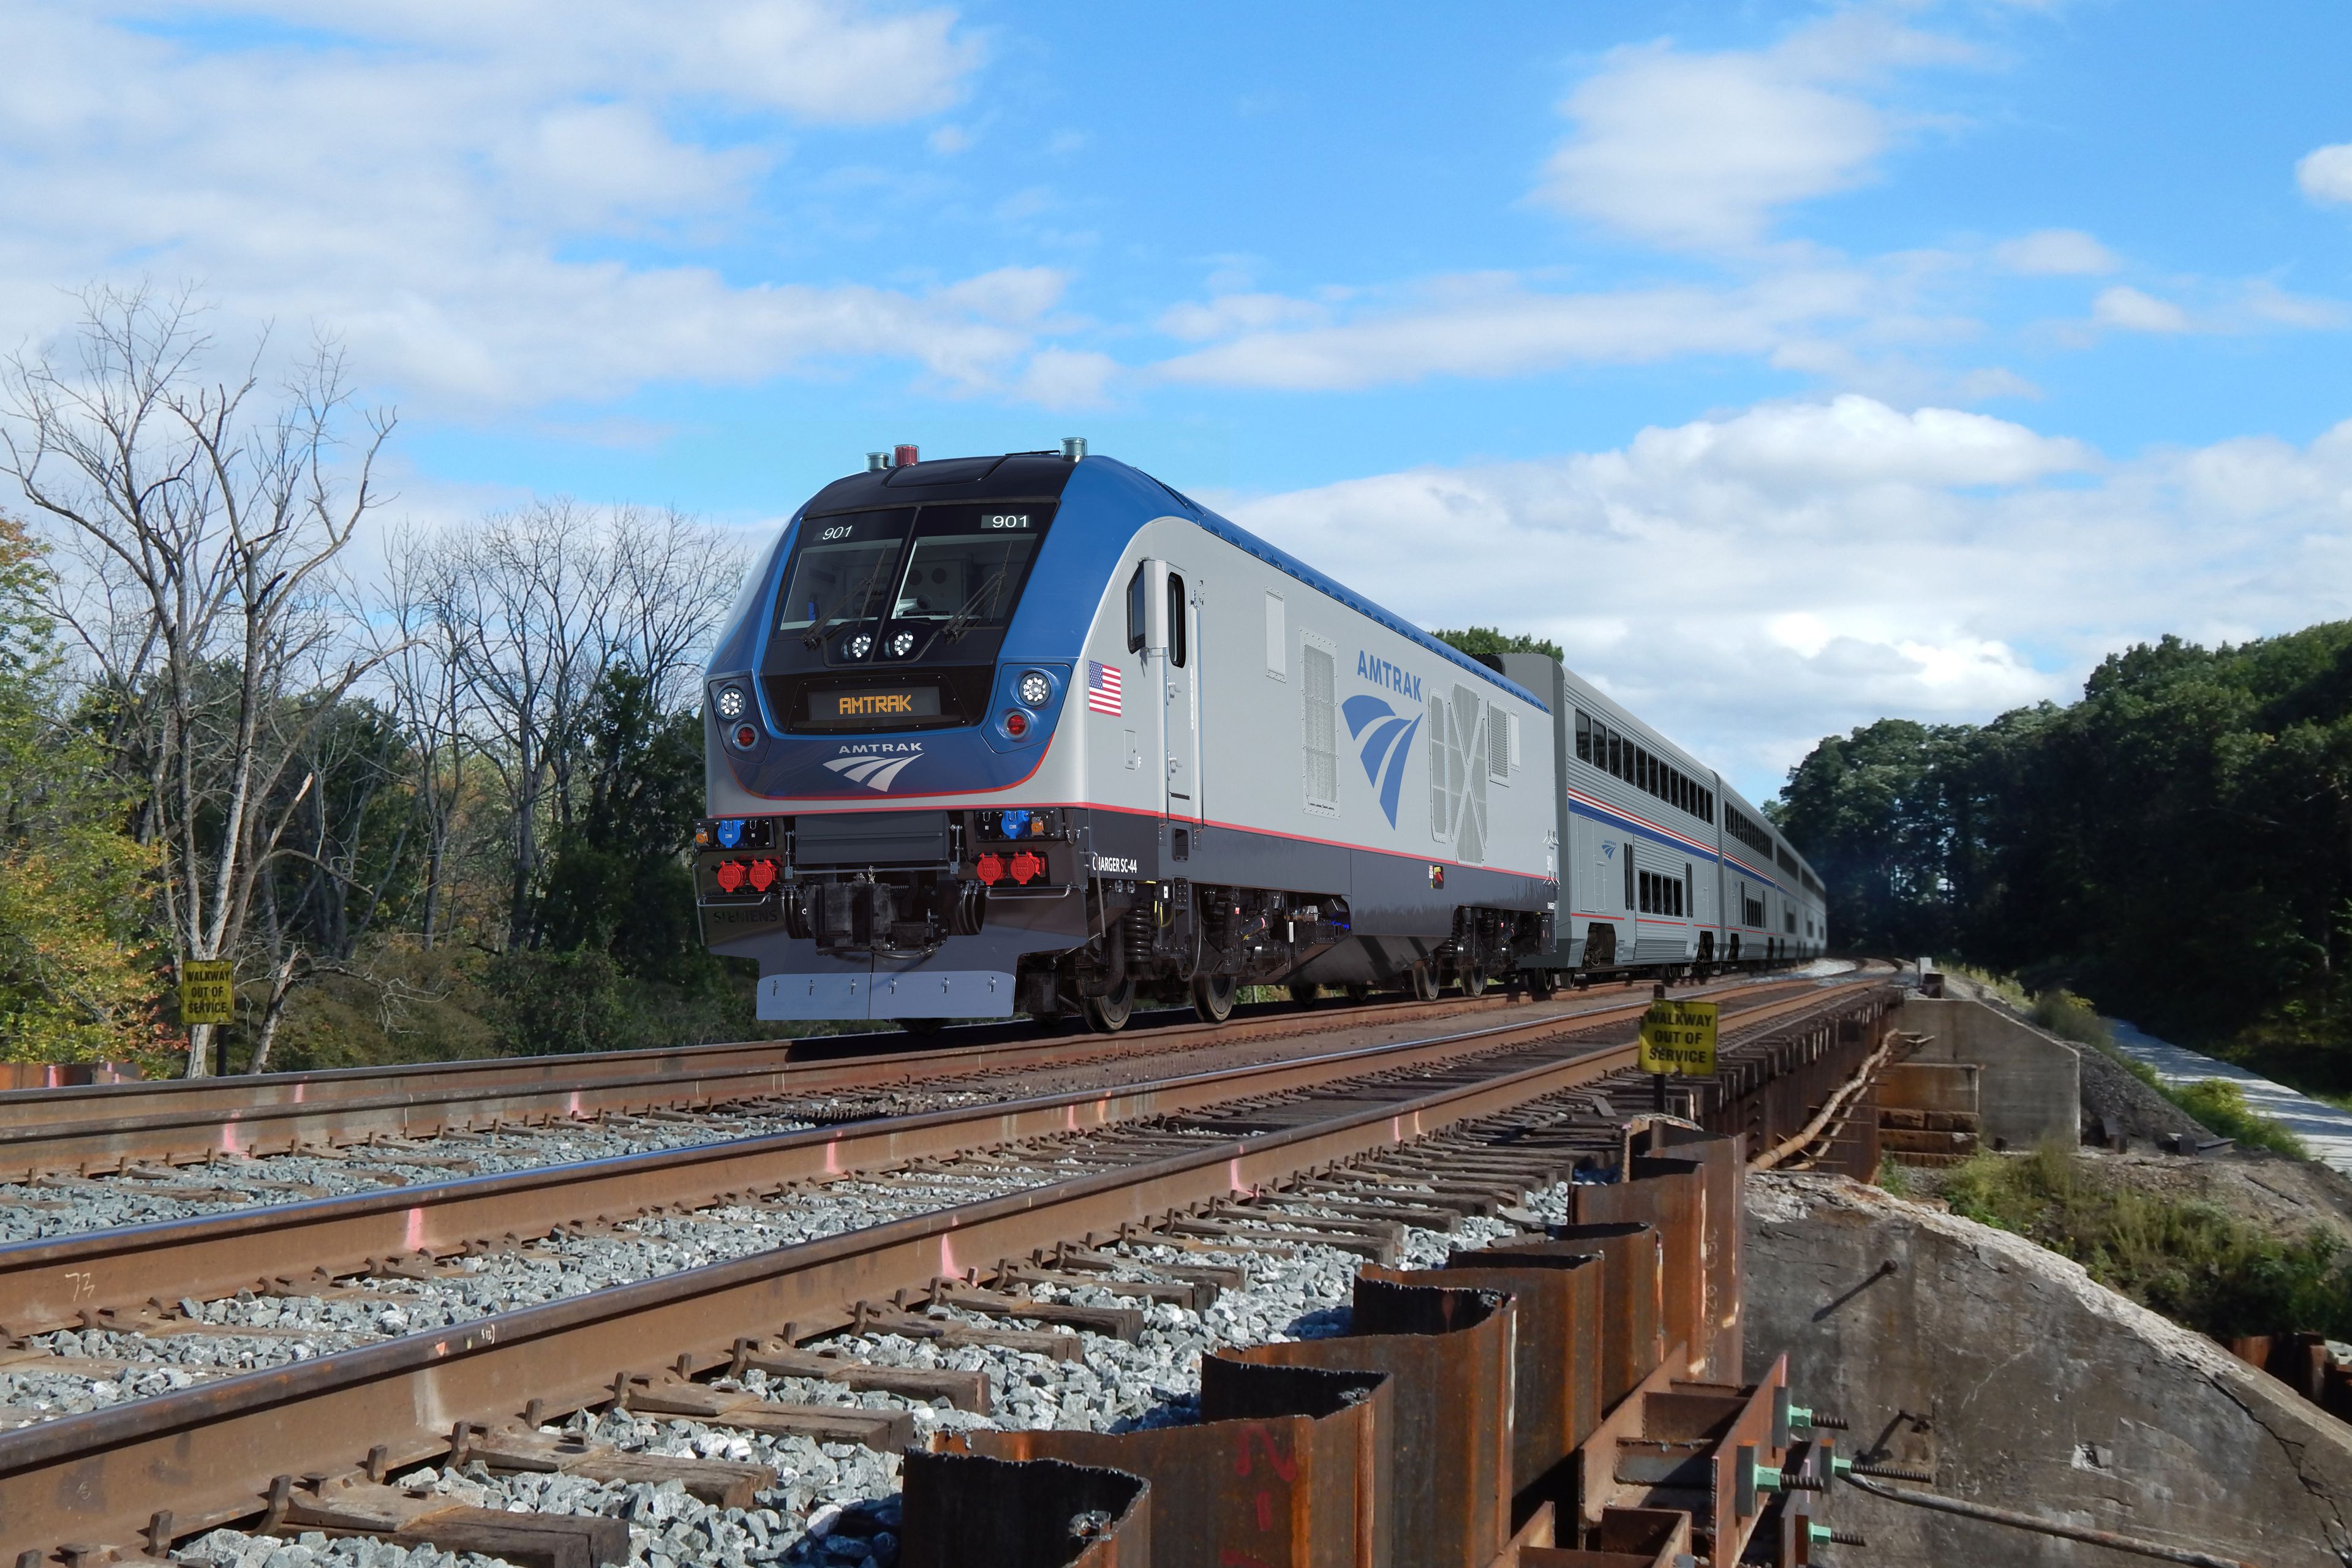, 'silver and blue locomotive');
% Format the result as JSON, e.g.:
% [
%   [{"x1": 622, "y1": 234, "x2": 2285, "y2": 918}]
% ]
[{"x1": 696, "y1": 442, "x2": 1826, "y2": 1032}]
